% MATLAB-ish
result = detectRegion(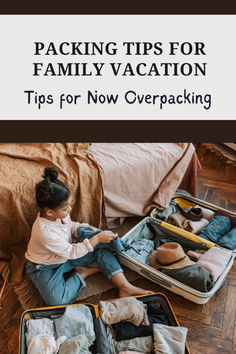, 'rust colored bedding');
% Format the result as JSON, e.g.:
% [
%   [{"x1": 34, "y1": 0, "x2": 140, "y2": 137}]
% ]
[{"x1": 0, "y1": 143, "x2": 106, "y2": 282}]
